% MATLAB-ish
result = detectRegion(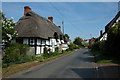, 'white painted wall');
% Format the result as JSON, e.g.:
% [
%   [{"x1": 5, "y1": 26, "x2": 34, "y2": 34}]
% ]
[
  {"x1": 41, "y1": 46, "x2": 44, "y2": 53},
  {"x1": 46, "y1": 40, "x2": 50, "y2": 45},
  {"x1": 116, "y1": 17, "x2": 120, "y2": 23},
  {"x1": 57, "y1": 39, "x2": 61, "y2": 45},
  {"x1": 61, "y1": 40, "x2": 64, "y2": 44},
  {"x1": 49, "y1": 38, "x2": 56, "y2": 52},
  {"x1": 36, "y1": 46, "x2": 40, "y2": 54},
  {"x1": 23, "y1": 38, "x2": 67, "y2": 55},
  {"x1": 100, "y1": 33, "x2": 107, "y2": 41}
]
